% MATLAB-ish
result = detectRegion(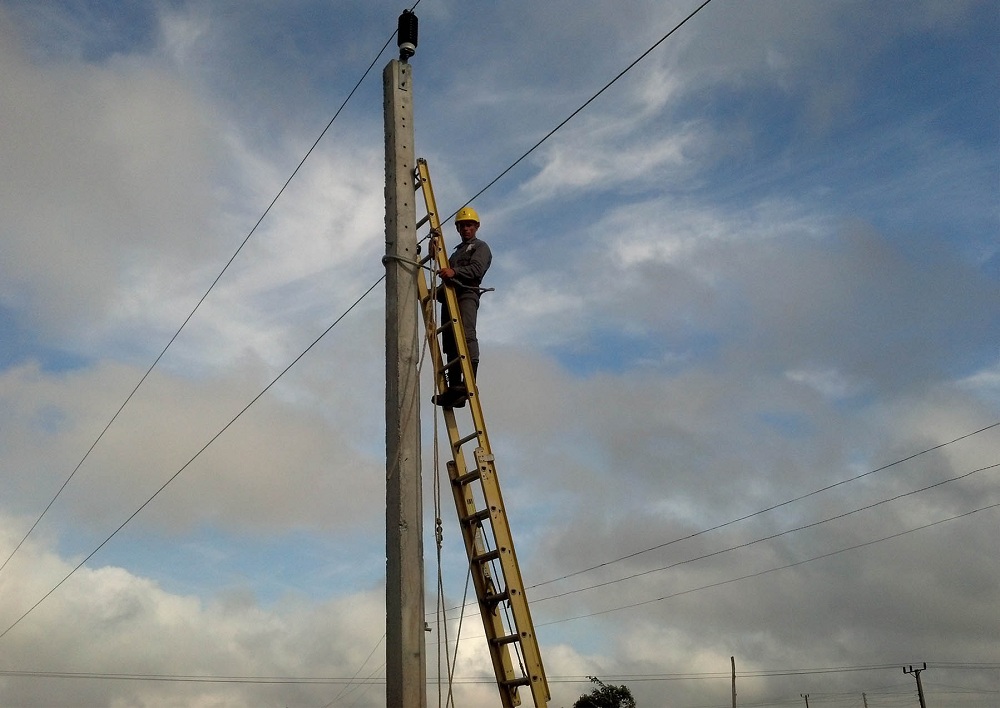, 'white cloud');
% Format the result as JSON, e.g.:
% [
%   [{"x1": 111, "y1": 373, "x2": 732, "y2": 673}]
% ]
[
  {"x1": 520, "y1": 119, "x2": 700, "y2": 200},
  {"x1": 0, "y1": 20, "x2": 225, "y2": 338},
  {"x1": 0, "y1": 516, "x2": 388, "y2": 707},
  {"x1": 786, "y1": 367, "x2": 865, "y2": 400},
  {"x1": 1, "y1": 2, "x2": 997, "y2": 706},
  {"x1": 959, "y1": 360, "x2": 1000, "y2": 405},
  {"x1": 0, "y1": 359, "x2": 384, "y2": 536}
]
